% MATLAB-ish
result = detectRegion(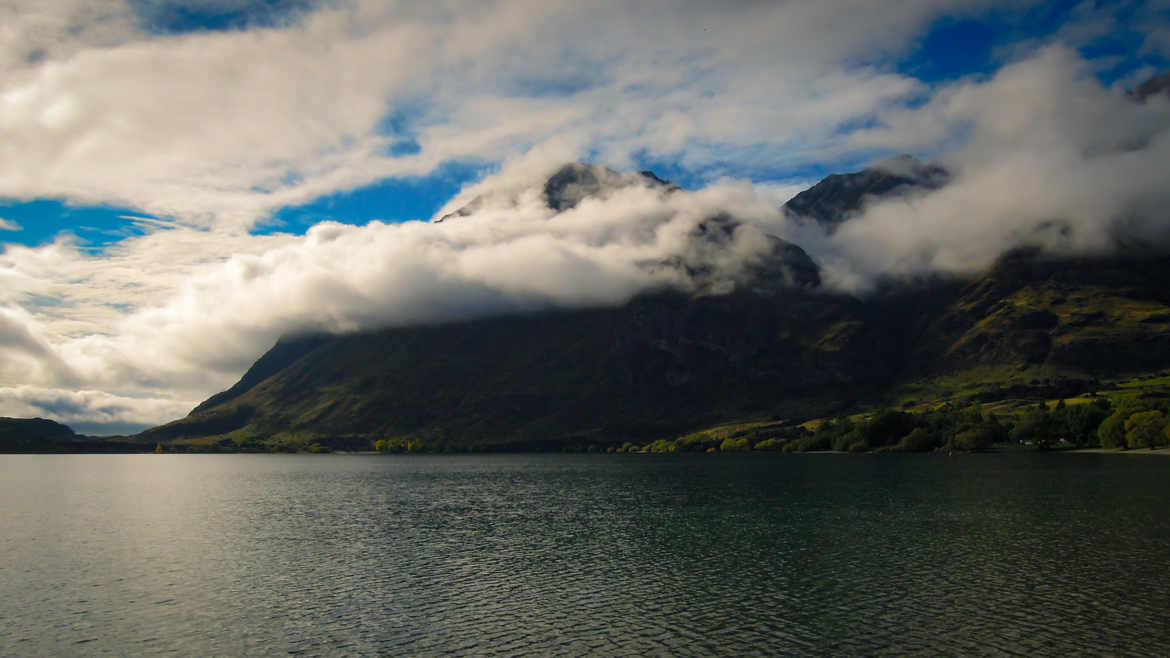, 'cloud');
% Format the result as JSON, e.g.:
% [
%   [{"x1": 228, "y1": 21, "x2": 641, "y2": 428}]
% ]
[
  {"x1": 1, "y1": 2, "x2": 1169, "y2": 433},
  {"x1": 764, "y1": 47, "x2": 1170, "y2": 290},
  {"x1": 0, "y1": 165, "x2": 787, "y2": 430},
  {"x1": 4, "y1": 44, "x2": 1170, "y2": 431},
  {"x1": 0, "y1": 0, "x2": 1018, "y2": 230},
  {"x1": 0, "y1": 217, "x2": 19, "y2": 231},
  {"x1": 0, "y1": 384, "x2": 193, "y2": 435}
]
